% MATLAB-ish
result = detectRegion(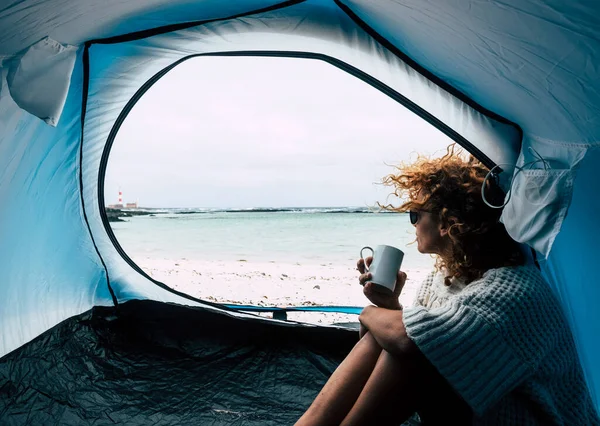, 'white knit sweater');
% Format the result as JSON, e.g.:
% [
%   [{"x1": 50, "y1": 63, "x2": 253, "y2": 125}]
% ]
[{"x1": 402, "y1": 265, "x2": 599, "y2": 425}]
